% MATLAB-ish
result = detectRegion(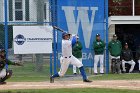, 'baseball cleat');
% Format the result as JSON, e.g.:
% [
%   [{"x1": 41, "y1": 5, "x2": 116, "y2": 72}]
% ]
[
  {"x1": 50, "y1": 77, "x2": 54, "y2": 83},
  {"x1": 83, "y1": 79, "x2": 92, "y2": 83},
  {"x1": 94, "y1": 73, "x2": 98, "y2": 75}
]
